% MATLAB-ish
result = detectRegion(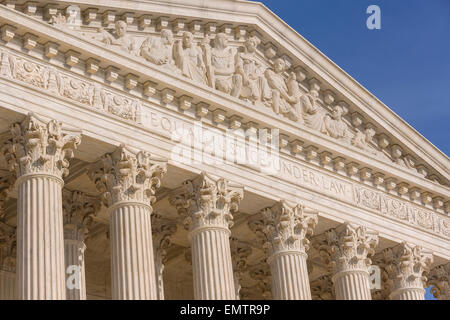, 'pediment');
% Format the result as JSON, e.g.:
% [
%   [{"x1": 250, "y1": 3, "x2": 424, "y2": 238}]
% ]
[{"x1": 0, "y1": 0, "x2": 448, "y2": 210}]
